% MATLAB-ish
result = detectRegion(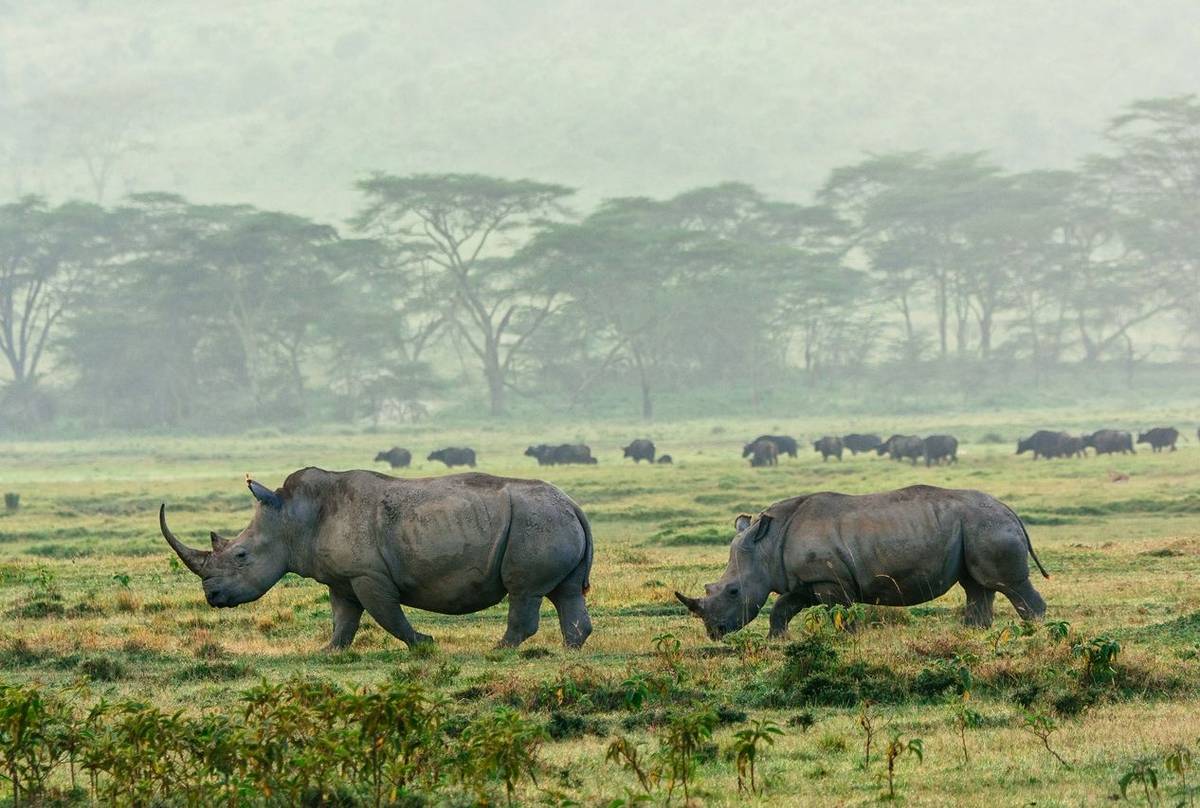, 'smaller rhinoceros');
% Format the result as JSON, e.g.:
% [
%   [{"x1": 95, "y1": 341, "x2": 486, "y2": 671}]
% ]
[{"x1": 675, "y1": 485, "x2": 1048, "y2": 640}]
